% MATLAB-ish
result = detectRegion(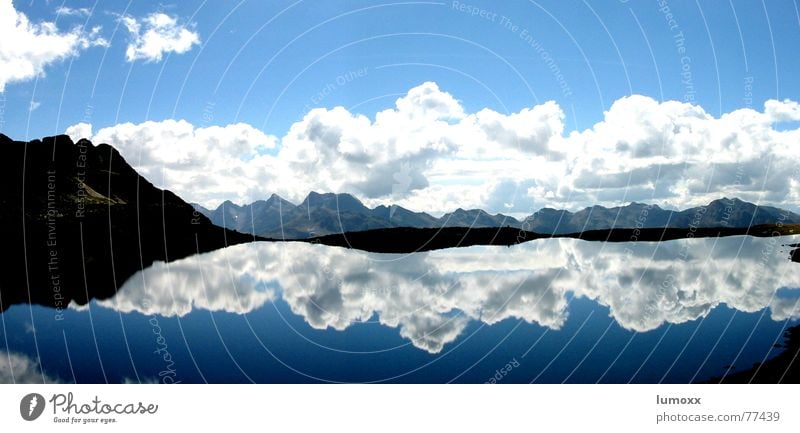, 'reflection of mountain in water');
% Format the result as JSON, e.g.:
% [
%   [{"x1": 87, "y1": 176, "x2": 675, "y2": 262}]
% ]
[{"x1": 97, "y1": 237, "x2": 800, "y2": 354}]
